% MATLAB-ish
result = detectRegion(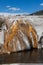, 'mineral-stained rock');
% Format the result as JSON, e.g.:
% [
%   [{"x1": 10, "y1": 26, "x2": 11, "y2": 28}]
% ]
[{"x1": 0, "y1": 19, "x2": 38, "y2": 54}]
